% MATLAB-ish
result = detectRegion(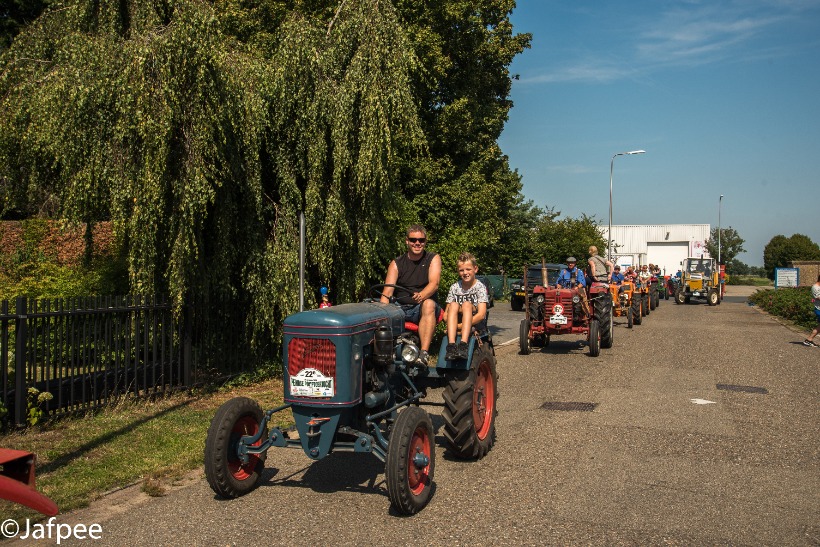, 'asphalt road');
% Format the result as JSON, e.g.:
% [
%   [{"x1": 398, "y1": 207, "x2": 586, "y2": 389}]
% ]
[{"x1": 54, "y1": 286, "x2": 819, "y2": 546}]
